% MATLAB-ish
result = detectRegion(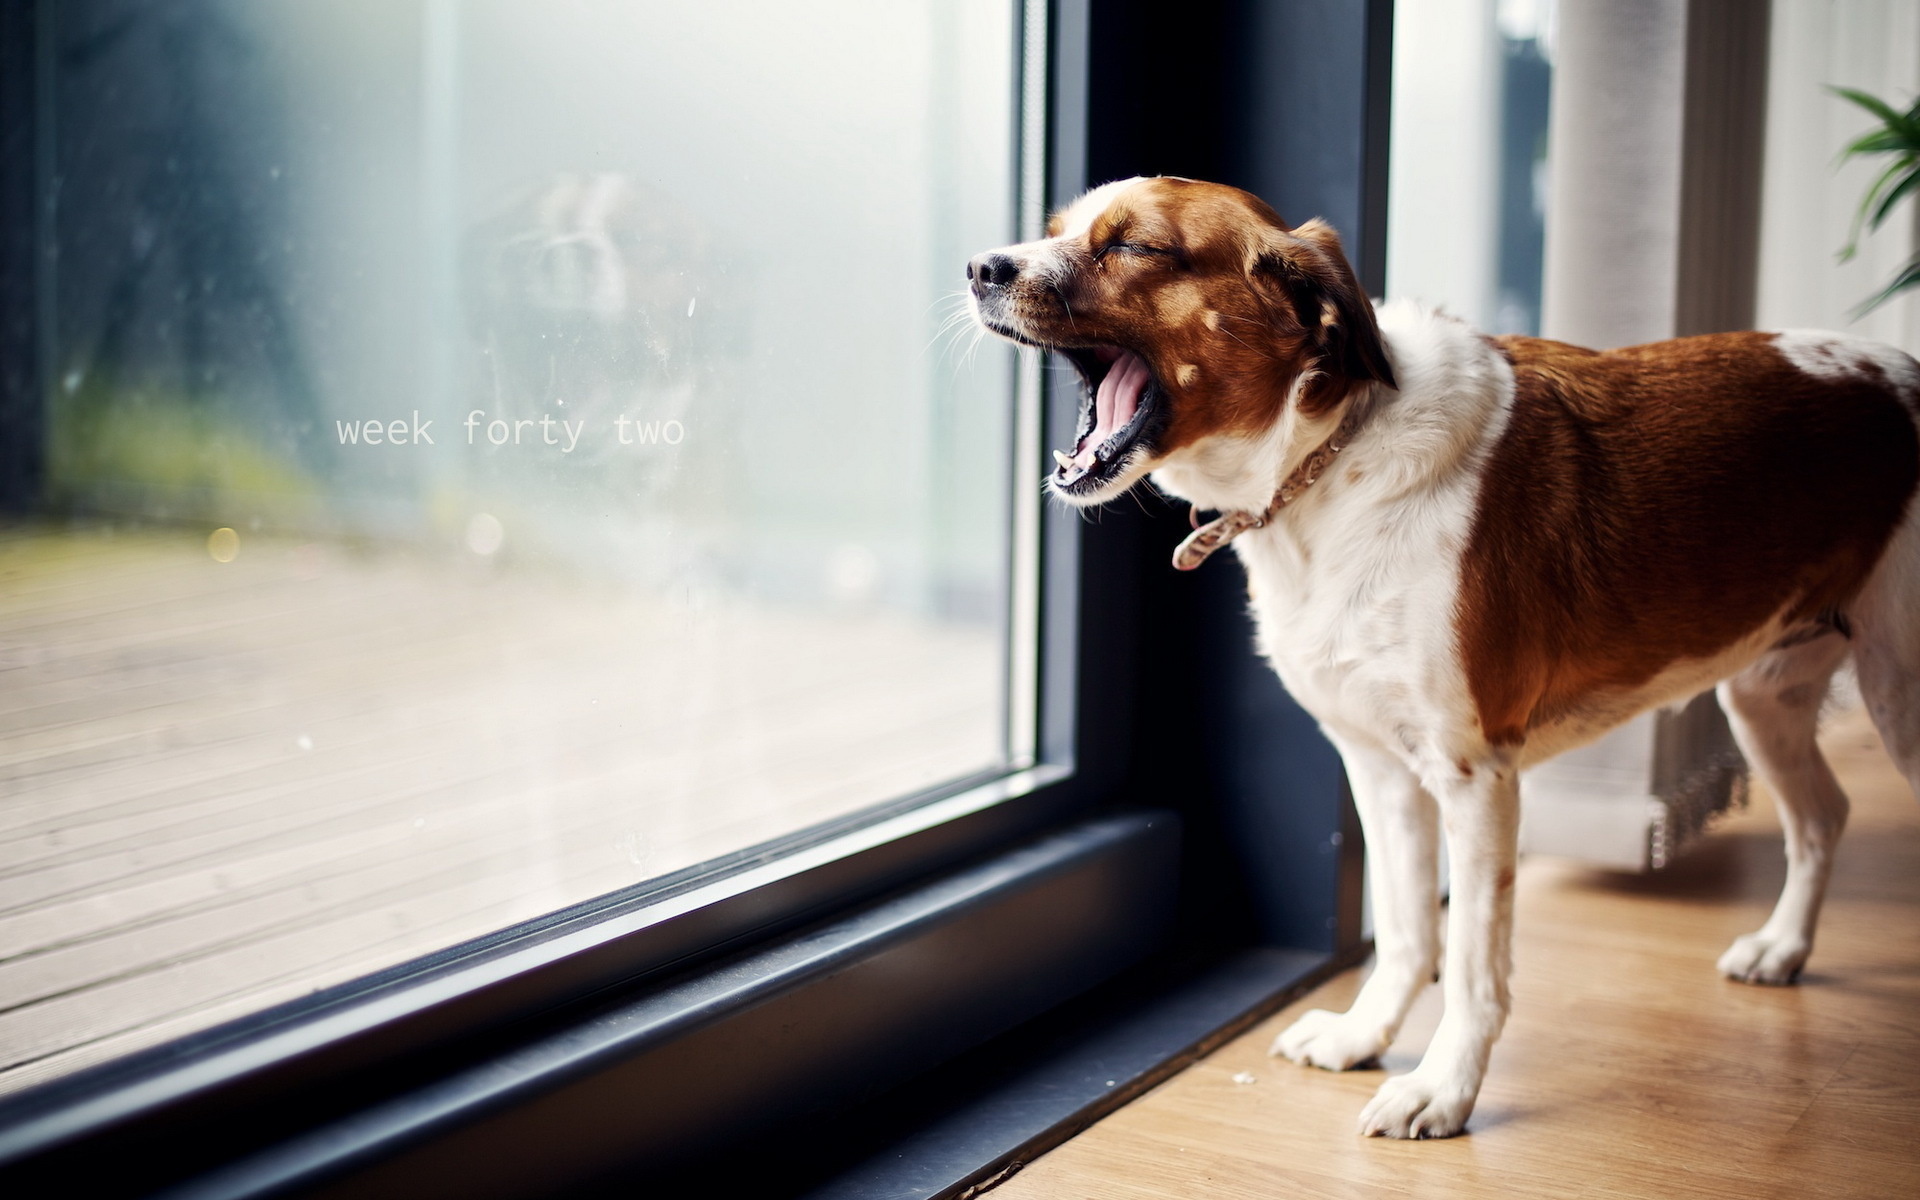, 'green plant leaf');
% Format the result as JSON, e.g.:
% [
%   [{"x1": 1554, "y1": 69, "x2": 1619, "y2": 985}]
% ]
[
  {"x1": 1831, "y1": 86, "x2": 1920, "y2": 305},
  {"x1": 1869, "y1": 163, "x2": 1920, "y2": 231},
  {"x1": 1831, "y1": 85, "x2": 1908, "y2": 129},
  {"x1": 1851, "y1": 253, "x2": 1920, "y2": 318},
  {"x1": 1832, "y1": 86, "x2": 1920, "y2": 144},
  {"x1": 1841, "y1": 130, "x2": 1915, "y2": 159},
  {"x1": 1841, "y1": 159, "x2": 1911, "y2": 258},
  {"x1": 1862, "y1": 158, "x2": 1914, "y2": 218}
]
